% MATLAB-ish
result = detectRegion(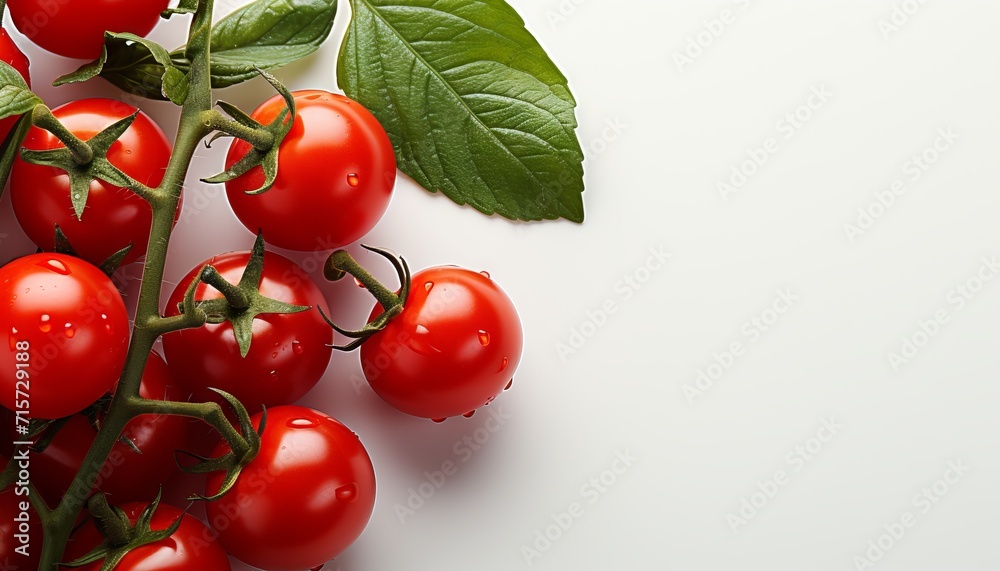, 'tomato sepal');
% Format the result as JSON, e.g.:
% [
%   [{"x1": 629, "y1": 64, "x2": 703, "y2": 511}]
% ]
[
  {"x1": 0, "y1": 113, "x2": 32, "y2": 197},
  {"x1": 202, "y1": 69, "x2": 296, "y2": 194},
  {"x1": 52, "y1": 225, "x2": 134, "y2": 277},
  {"x1": 62, "y1": 493, "x2": 184, "y2": 570},
  {"x1": 181, "y1": 390, "x2": 264, "y2": 501},
  {"x1": 322, "y1": 245, "x2": 412, "y2": 351},
  {"x1": 20, "y1": 108, "x2": 143, "y2": 219}
]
